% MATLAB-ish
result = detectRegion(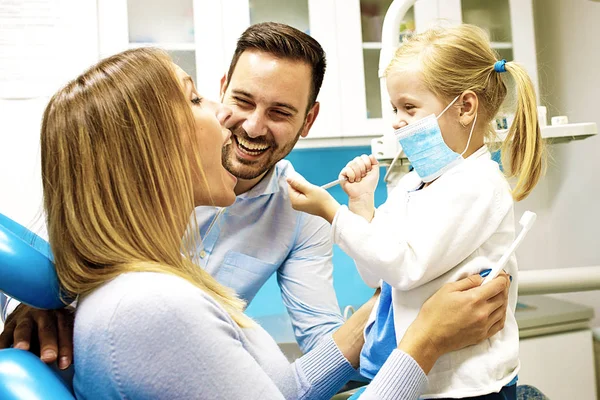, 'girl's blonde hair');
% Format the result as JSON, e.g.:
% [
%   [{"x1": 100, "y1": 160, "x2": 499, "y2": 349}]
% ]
[
  {"x1": 41, "y1": 47, "x2": 252, "y2": 327},
  {"x1": 386, "y1": 24, "x2": 545, "y2": 201}
]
